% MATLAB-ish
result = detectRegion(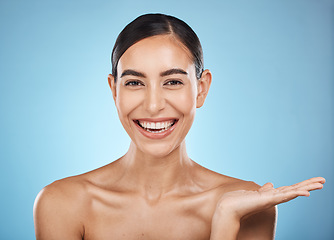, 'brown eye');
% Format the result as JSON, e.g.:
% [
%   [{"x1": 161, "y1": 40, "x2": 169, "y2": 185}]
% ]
[
  {"x1": 164, "y1": 80, "x2": 183, "y2": 86},
  {"x1": 125, "y1": 80, "x2": 144, "y2": 86}
]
